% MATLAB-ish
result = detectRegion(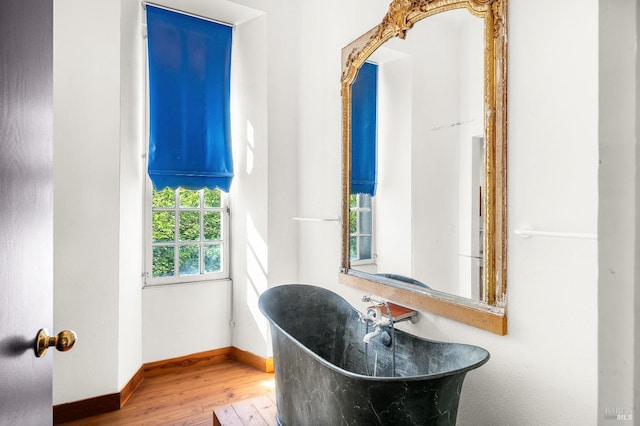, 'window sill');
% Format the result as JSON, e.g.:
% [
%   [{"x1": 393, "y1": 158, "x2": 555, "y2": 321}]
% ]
[{"x1": 143, "y1": 277, "x2": 232, "y2": 290}]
